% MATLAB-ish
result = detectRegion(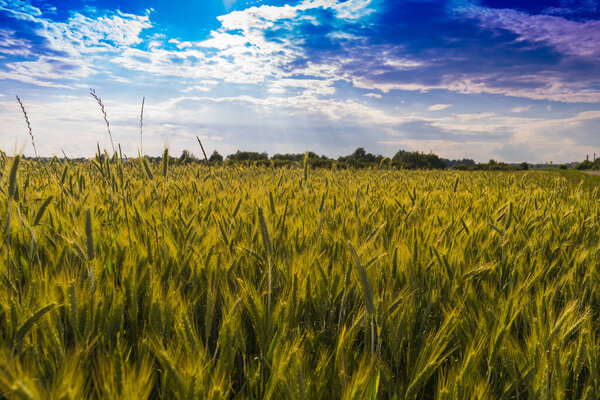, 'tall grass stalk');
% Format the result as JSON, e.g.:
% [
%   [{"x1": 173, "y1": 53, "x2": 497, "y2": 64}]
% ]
[
  {"x1": 257, "y1": 206, "x2": 272, "y2": 329},
  {"x1": 89, "y1": 88, "x2": 116, "y2": 154},
  {"x1": 140, "y1": 96, "x2": 145, "y2": 155},
  {"x1": 15, "y1": 96, "x2": 38, "y2": 158},
  {"x1": 196, "y1": 136, "x2": 208, "y2": 162}
]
